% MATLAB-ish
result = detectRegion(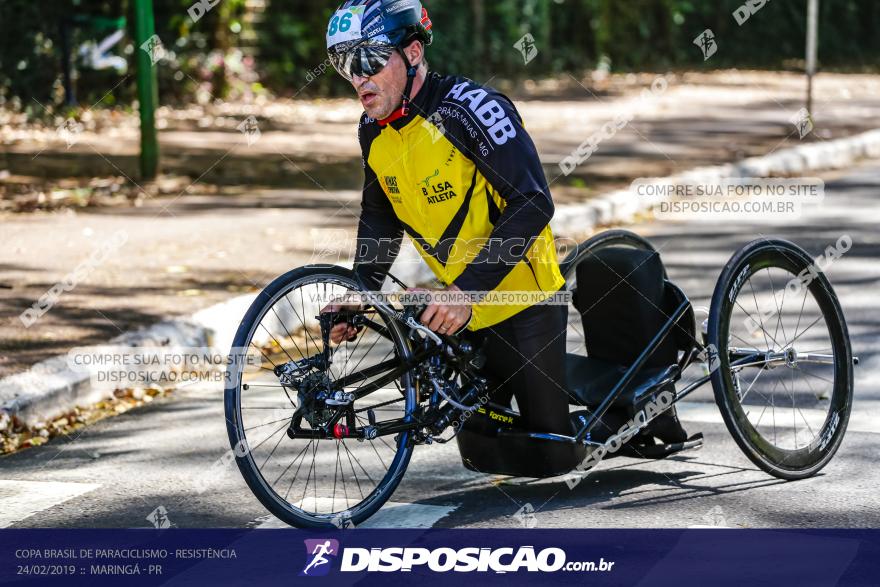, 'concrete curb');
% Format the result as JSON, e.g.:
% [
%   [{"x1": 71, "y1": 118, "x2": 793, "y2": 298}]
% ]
[
  {"x1": 0, "y1": 319, "x2": 210, "y2": 428},
  {"x1": 550, "y1": 127, "x2": 880, "y2": 237},
  {"x1": 3, "y1": 128, "x2": 879, "y2": 429}
]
